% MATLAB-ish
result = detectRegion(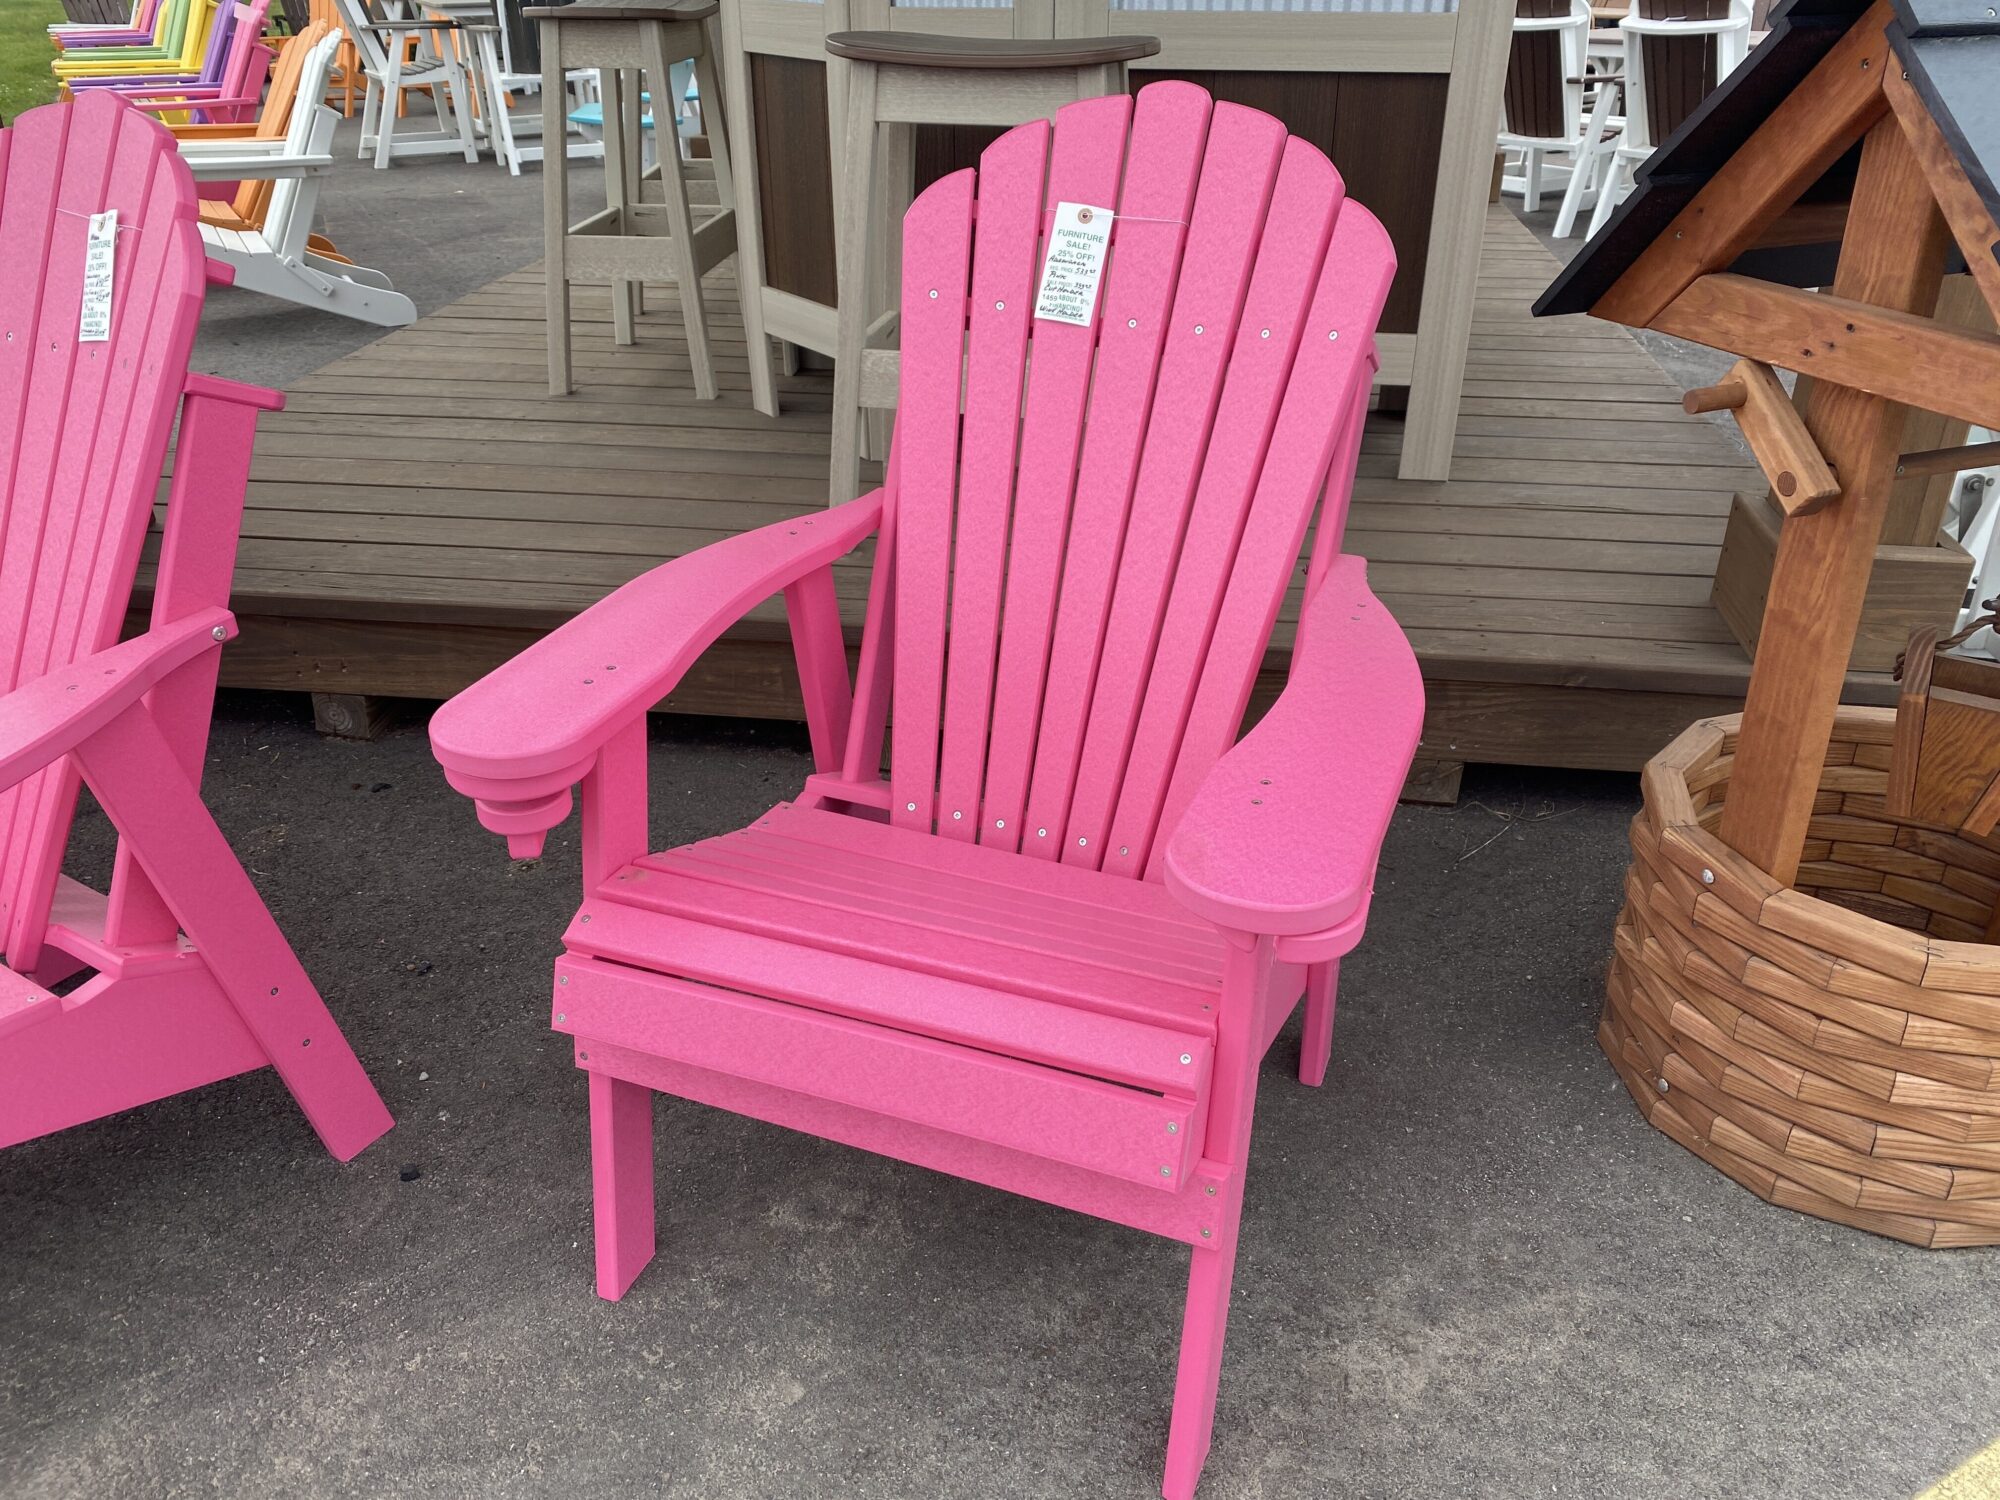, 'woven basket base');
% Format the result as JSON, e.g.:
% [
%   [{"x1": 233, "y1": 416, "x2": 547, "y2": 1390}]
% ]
[{"x1": 1603, "y1": 708, "x2": 2000, "y2": 1248}]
